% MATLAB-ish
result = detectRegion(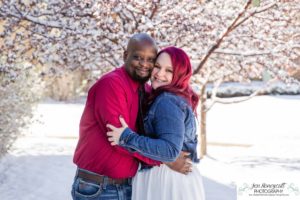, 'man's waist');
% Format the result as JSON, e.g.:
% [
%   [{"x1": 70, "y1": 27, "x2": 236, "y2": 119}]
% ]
[
  {"x1": 76, "y1": 168, "x2": 132, "y2": 185},
  {"x1": 74, "y1": 144, "x2": 140, "y2": 177},
  {"x1": 74, "y1": 155, "x2": 139, "y2": 178}
]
